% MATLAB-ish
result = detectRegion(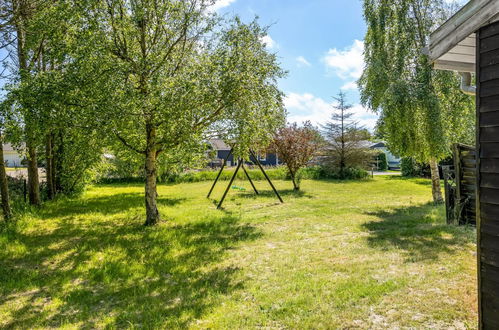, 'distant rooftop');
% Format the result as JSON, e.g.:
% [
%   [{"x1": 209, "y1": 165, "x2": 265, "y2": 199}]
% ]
[{"x1": 207, "y1": 139, "x2": 231, "y2": 151}]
